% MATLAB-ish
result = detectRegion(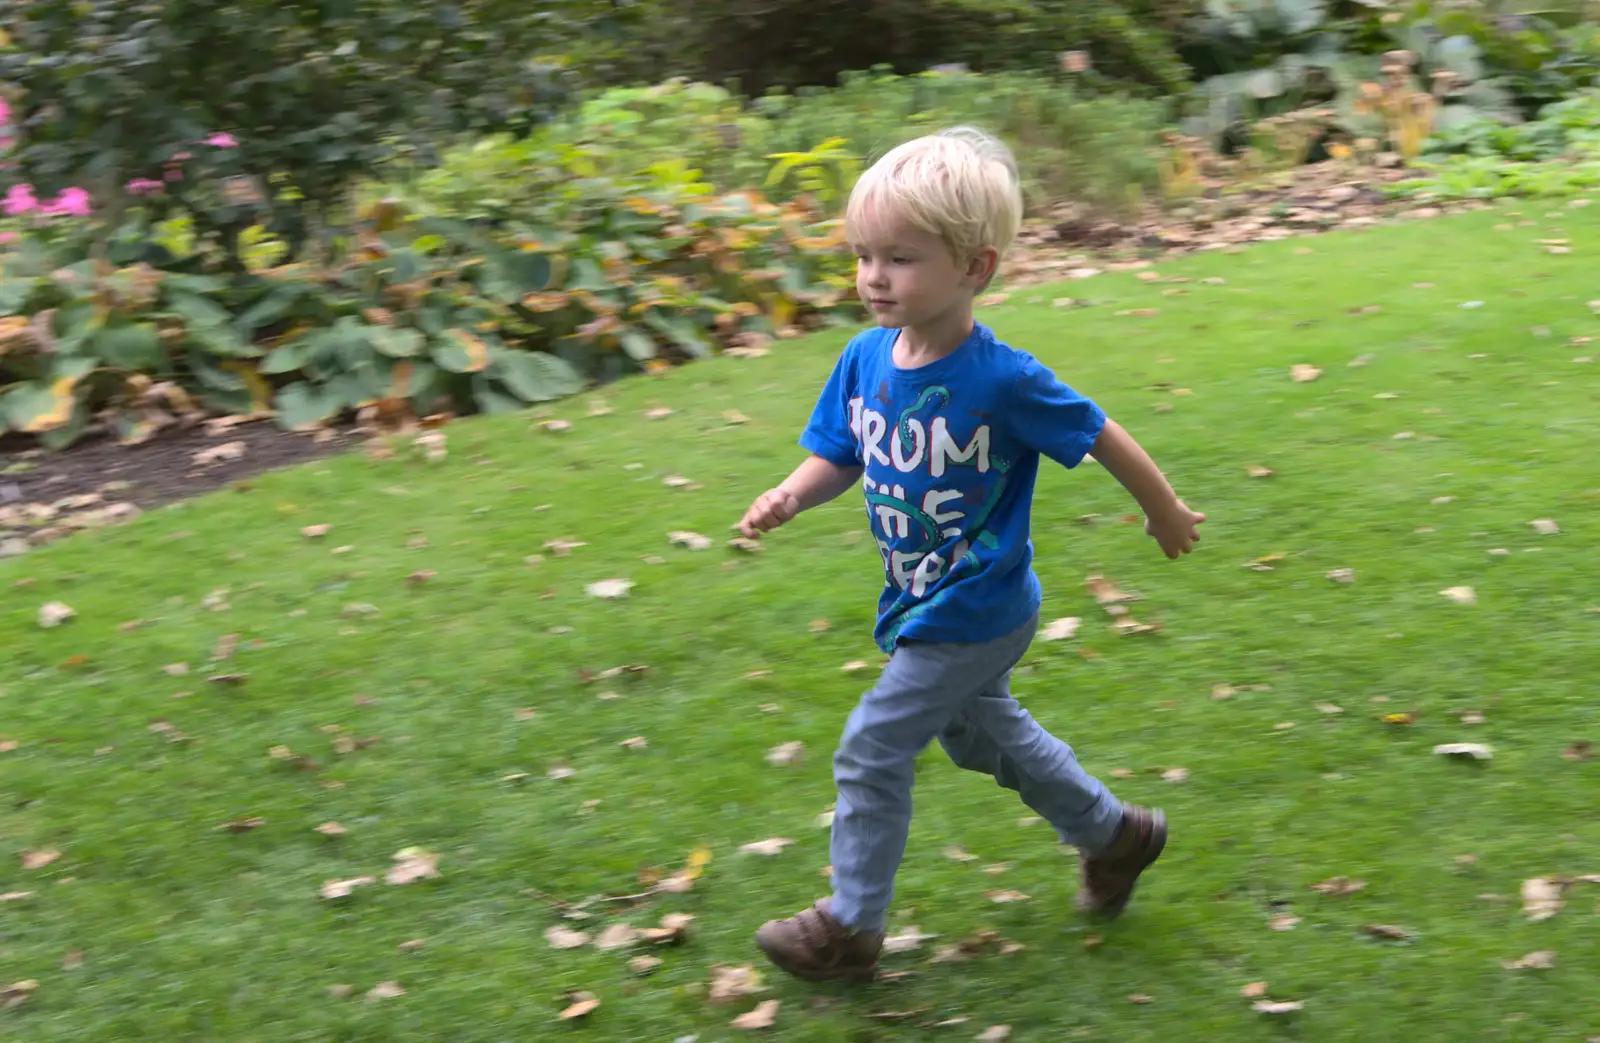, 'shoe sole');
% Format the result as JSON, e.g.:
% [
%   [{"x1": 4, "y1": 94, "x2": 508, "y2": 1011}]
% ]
[
  {"x1": 1082, "y1": 809, "x2": 1168, "y2": 921},
  {"x1": 755, "y1": 935, "x2": 878, "y2": 983}
]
